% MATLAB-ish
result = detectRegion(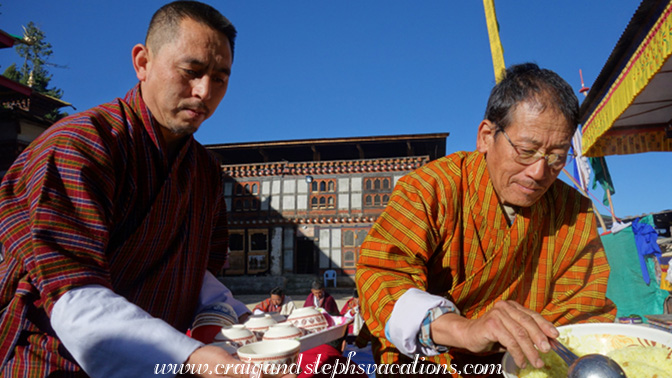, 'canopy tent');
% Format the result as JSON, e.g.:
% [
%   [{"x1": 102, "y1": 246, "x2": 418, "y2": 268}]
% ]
[{"x1": 579, "y1": 0, "x2": 672, "y2": 157}]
